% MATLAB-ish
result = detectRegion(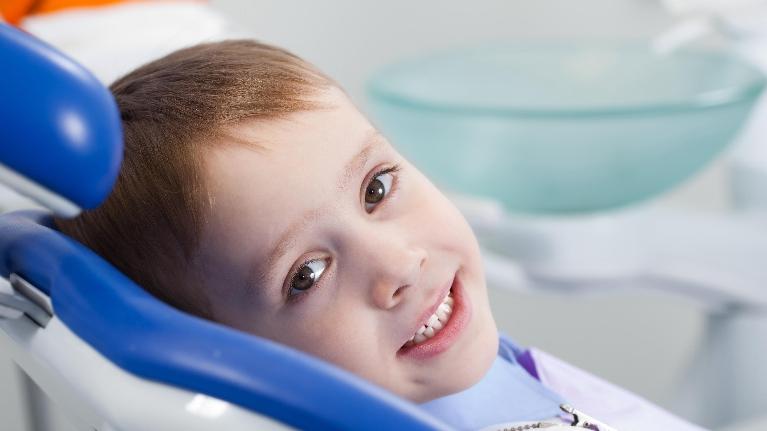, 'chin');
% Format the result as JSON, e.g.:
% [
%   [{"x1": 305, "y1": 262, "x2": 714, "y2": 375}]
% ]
[
  {"x1": 450, "y1": 272, "x2": 500, "y2": 389},
  {"x1": 455, "y1": 307, "x2": 499, "y2": 390},
  {"x1": 414, "y1": 309, "x2": 499, "y2": 403}
]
